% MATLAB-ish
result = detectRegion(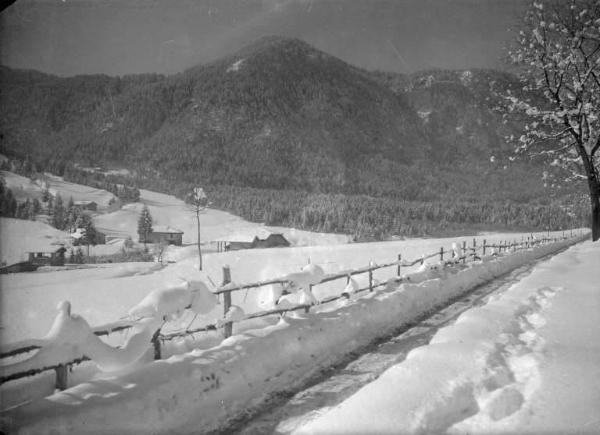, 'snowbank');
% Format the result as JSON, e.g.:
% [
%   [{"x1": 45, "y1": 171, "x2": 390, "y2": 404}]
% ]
[
  {"x1": 0, "y1": 235, "x2": 584, "y2": 434},
  {"x1": 294, "y1": 240, "x2": 600, "y2": 435}
]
